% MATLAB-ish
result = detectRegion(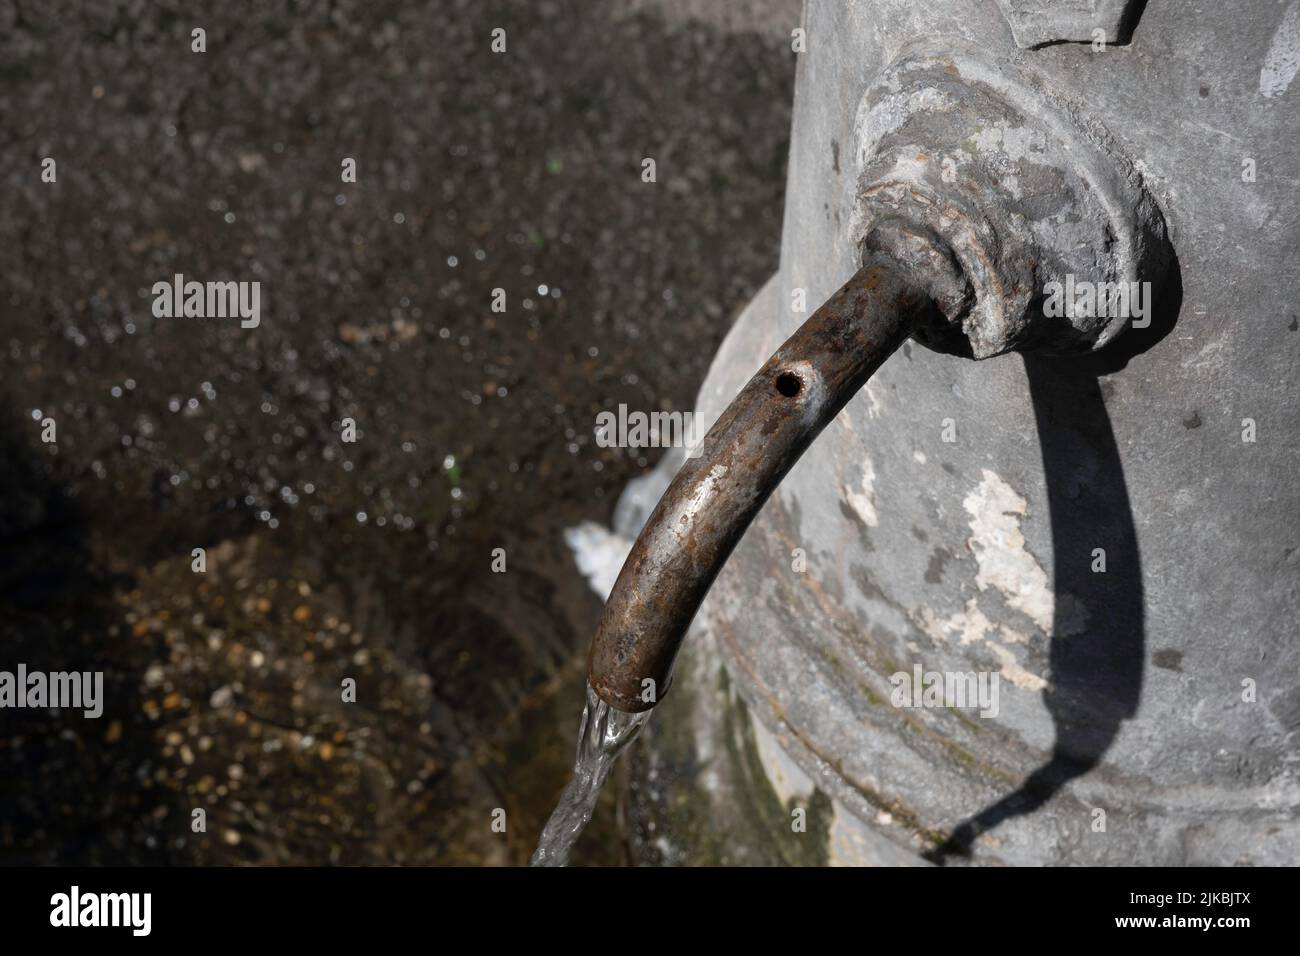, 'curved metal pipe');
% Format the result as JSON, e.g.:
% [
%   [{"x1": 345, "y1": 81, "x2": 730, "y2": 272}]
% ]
[{"x1": 588, "y1": 253, "x2": 940, "y2": 712}]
